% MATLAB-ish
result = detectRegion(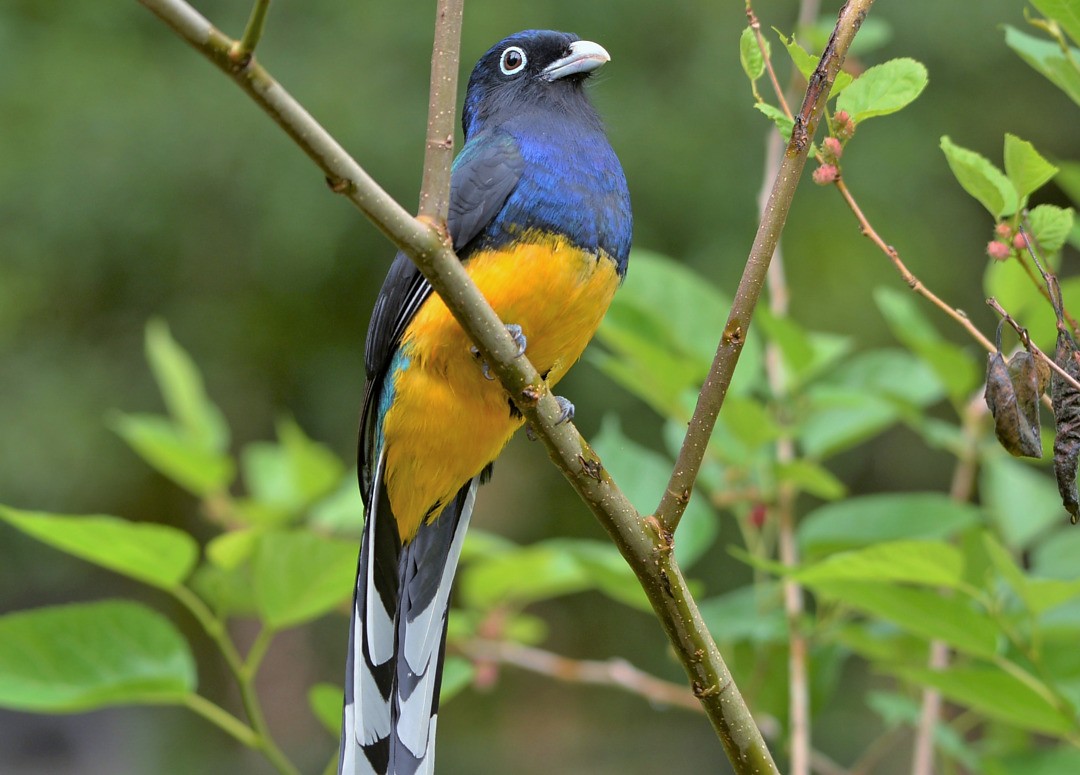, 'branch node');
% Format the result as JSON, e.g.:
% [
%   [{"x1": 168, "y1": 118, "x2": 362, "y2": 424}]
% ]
[
  {"x1": 576, "y1": 454, "x2": 604, "y2": 482},
  {"x1": 722, "y1": 320, "x2": 745, "y2": 347},
  {"x1": 645, "y1": 515, "x2": 675, "y2": 553},
  {"x1": 693, "y1": 681, "x2": 721, "y2": 699},
  {"x1": 325, "y1": 175, "x2": 354, "y2": 195},
  {"x1": 519, "y1": 384, "x2": 543, "y2": 406},
  {"x1": 226, "y1": 44, "x2": 253, "y2": 69}
]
